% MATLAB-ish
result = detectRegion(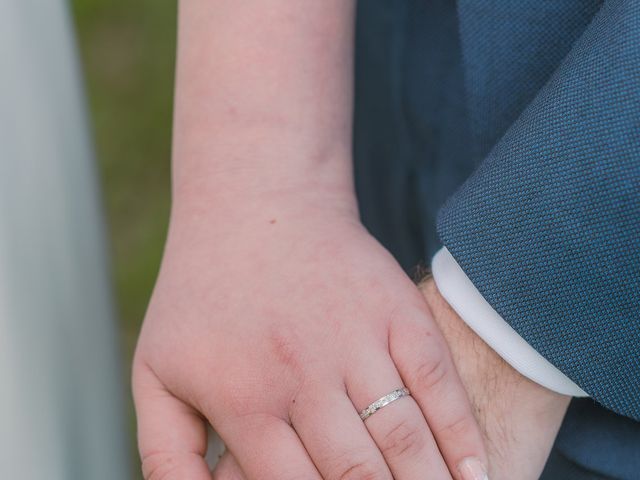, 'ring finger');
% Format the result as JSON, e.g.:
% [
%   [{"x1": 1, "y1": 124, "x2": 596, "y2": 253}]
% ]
[{"x1": 346, "y1": 350, "x2": 452, "y2": 480}]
